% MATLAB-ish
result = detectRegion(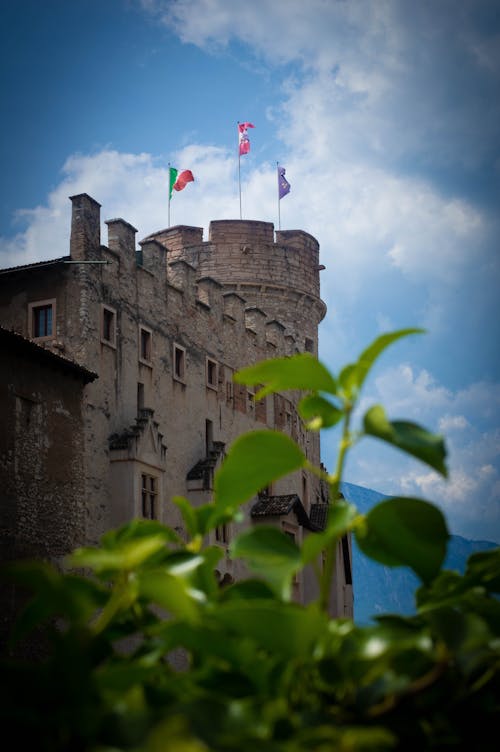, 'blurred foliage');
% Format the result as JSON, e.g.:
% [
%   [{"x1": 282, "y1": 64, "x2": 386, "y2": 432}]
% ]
[{"x1": 1, "y1": 330, "x2": 498, "y2": 750}]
